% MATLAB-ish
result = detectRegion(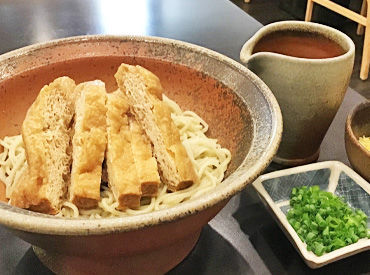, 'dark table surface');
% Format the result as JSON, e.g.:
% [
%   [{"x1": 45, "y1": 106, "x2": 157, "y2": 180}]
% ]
[{"x1": 0, "y1": 1, "x2": 368, "y2": 274}]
